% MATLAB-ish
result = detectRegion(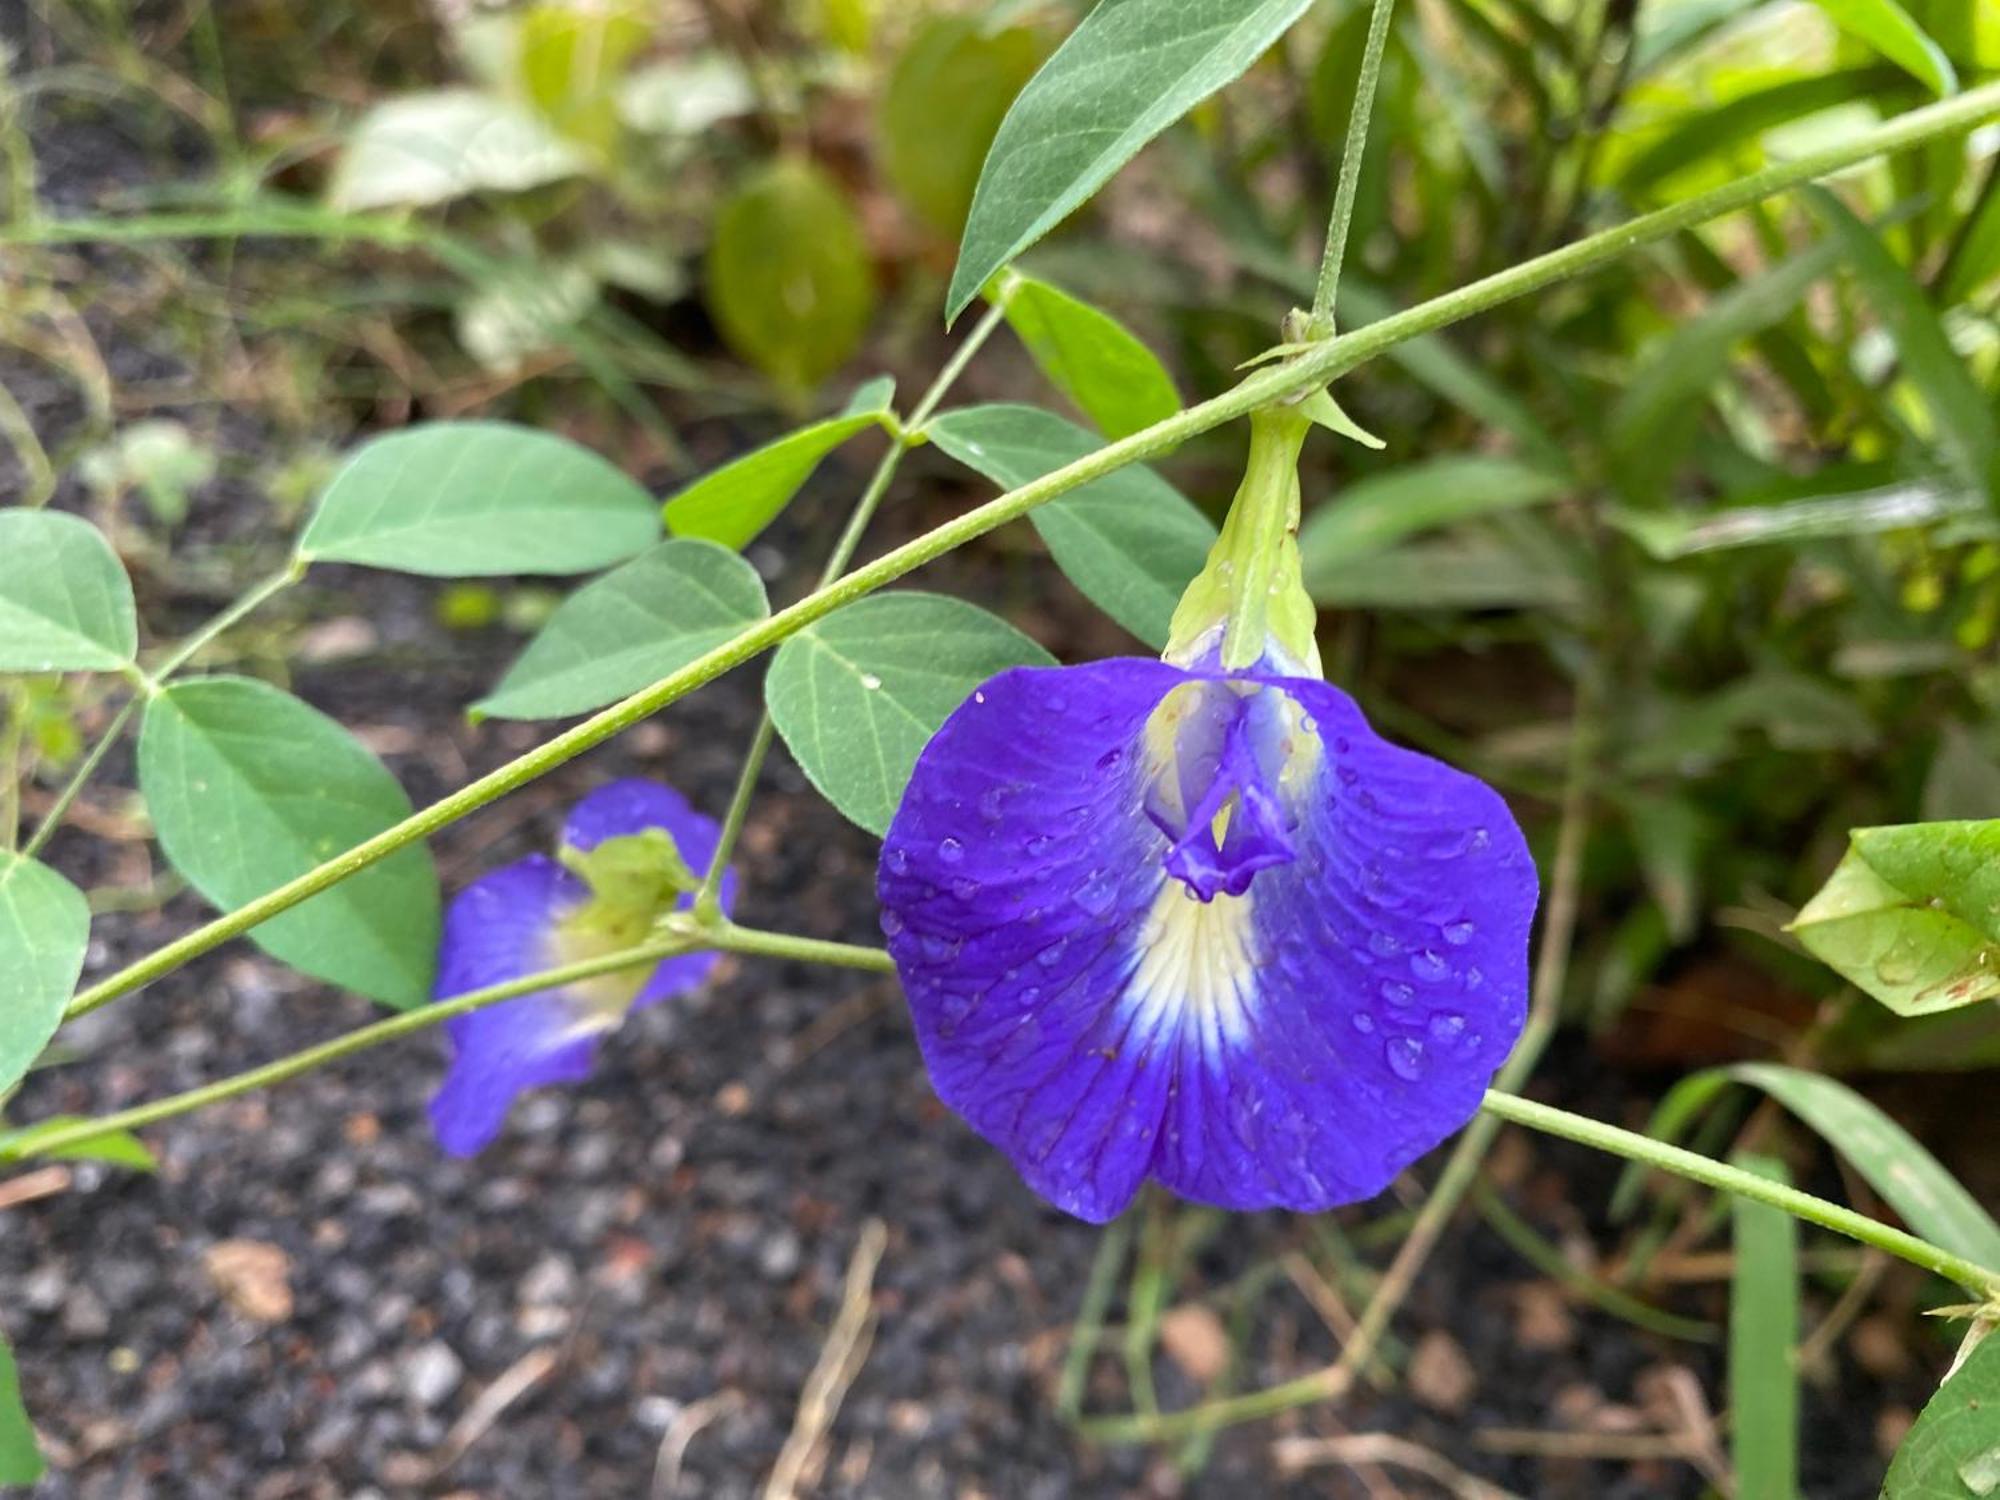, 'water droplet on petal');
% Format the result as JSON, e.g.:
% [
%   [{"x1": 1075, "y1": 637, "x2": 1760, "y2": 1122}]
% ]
[
  {"x1": 1096, "y1": 747, "x2": 1124, "y2": 772},
  {"x1": 1410, "y1": 949, "x2": 1450, "y2": 982},
  {"x1": 1367, "y1": 930, "x2": 1401, "y2": 958},
  {"x1": 951, "y1": 877, "x2": 979, "y2": 901},
  {"x1": 1350, "y1": 1012, "x2": 1377, "y2": 1035},
  {"x1": 1385, "y1": 1036, "x2": 1427, "y2": 1081},
  {"x1": 1442, "y1": 919, "x2": 1475, "y2": 946},
  {"x1": 938, "y1": 837, "x2": 966, "y2": 864},
  {"x1": 1037, "y1": 939, "x2": 1068, "y2": 968},
  {"x1": 1025, "y1": 833, "x2": 1054, "y2": 857},
  {"x1": 1428, "y1": 1011, "x2": 1467, "y2": 1043},
  {"x1": 1074, "y1": 872, "x2": 1117, "y2": 917},
  {"x1": 881, "y1": 910, "x2": 905, "y2": 936},
  {"x1": 978, "y1": 787, "x2": 1008, "y2": 822},
  {"x1": 1379, "y1": 979, "x2": 1414, "y2": 1006},
  {"x1": 886, "y1": 848, "x2": 910, "y2": 875}
]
